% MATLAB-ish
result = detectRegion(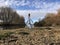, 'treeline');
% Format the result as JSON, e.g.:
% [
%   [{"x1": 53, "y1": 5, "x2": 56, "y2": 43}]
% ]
[
  {"x1": 1, "y1": 6, "x2": 60, "y2": 29},
  {"x1": 34, "y1": 9, "x2": 60, "y2": 27},
  {"x1": 0, "y1": 7, "x2": 25, "y2": 29}
]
